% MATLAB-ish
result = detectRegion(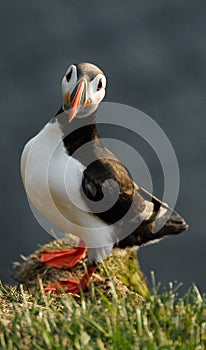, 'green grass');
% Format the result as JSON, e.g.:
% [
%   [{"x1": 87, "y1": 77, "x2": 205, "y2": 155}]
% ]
[{"x1": 0, "y1": 279, "x2": 205, "y2": 350}]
